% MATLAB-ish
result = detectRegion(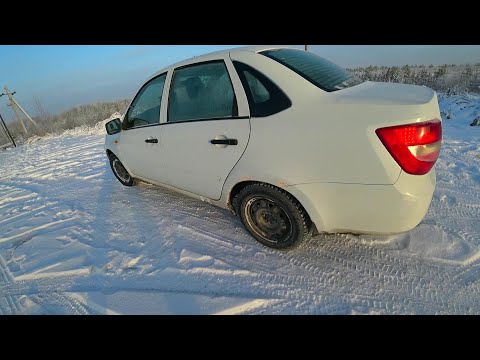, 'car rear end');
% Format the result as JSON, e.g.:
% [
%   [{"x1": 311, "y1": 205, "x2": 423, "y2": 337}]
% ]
[
  {"x1": 250, "y1": 48, "x2": 442, "y2": 234},
  {"x1": 347, "y1": 84, "x2": 442, "y2": 234},
  {"x1": 284, "y1": 89, "x2": 442, "y2": 234}
]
